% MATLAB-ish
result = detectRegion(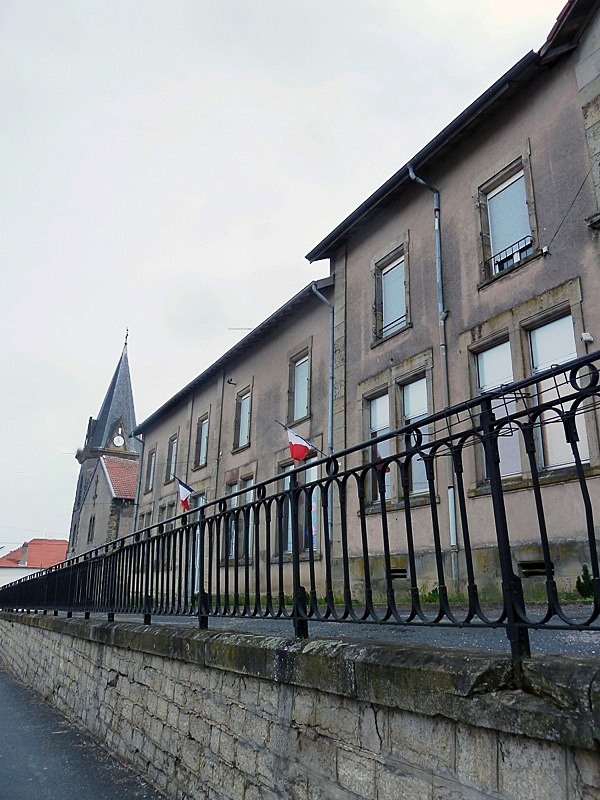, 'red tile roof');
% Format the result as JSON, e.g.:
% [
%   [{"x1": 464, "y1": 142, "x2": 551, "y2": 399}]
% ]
[
  {"x1": 0, "y1": 539, "x2": 68, "y2": 569},
  {"x1": 102, "y1": 456, "x2": 139, "y2": 499}
]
